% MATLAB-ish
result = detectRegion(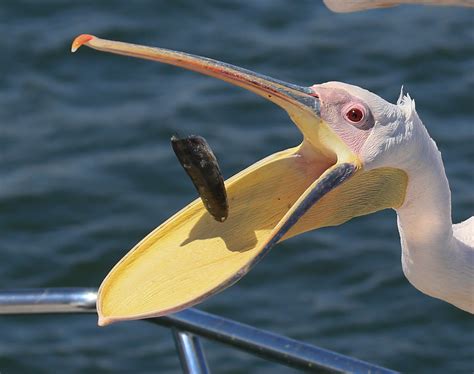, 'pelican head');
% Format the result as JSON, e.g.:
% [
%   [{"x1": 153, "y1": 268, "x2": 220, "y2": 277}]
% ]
[{"x1": 72, "y1": 35, "x2": 471, "y2": 325}]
